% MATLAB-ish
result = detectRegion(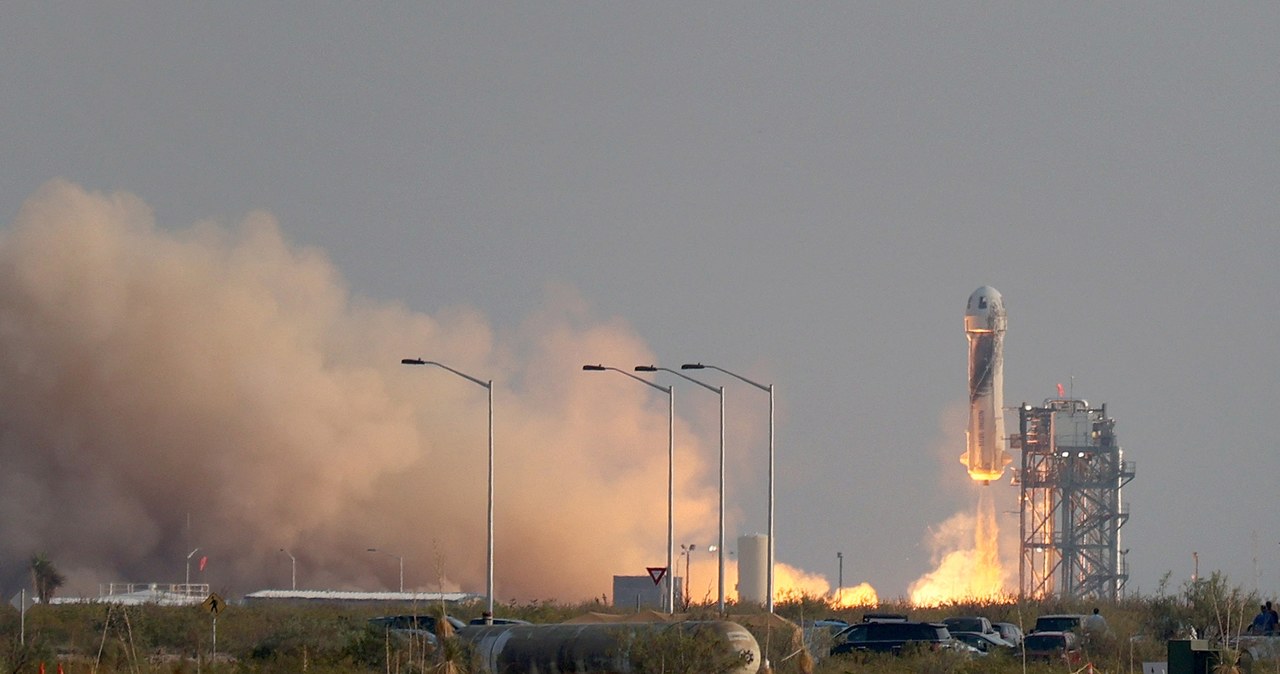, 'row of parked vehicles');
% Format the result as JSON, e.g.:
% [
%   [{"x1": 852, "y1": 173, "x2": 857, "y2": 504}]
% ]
[
  {"x1": 822, "y1": 612, "x2": 1088, "y2": 664},
  {"x1": 377, "y1": 610, "x2": 1089, "y2": 665}
]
